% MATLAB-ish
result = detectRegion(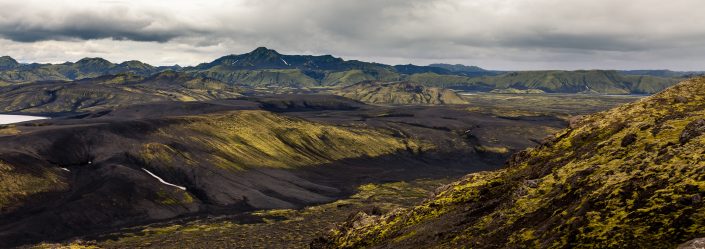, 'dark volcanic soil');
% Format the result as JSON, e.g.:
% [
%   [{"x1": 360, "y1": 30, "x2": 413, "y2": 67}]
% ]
[{"x1": 0, "y1": 95, "x2": 564, "y2": 248}]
